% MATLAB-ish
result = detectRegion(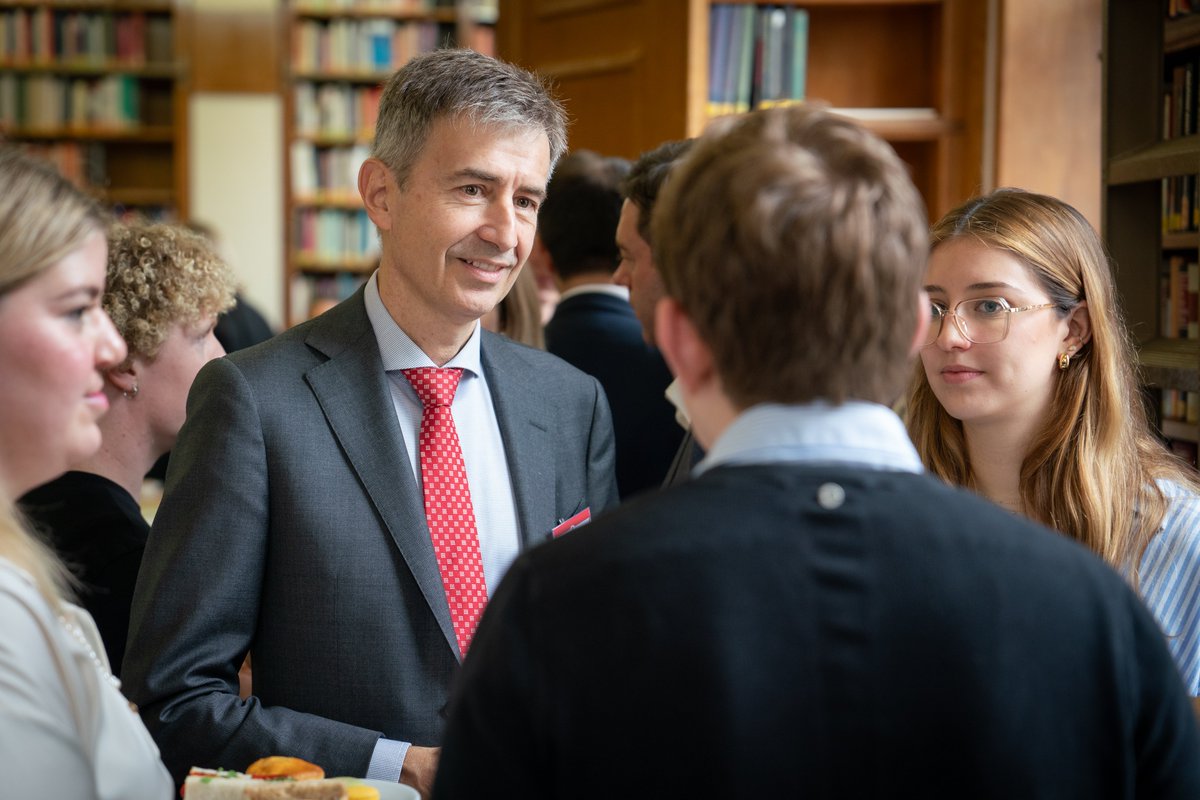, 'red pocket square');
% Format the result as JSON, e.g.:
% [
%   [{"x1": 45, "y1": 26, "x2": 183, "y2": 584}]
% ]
[{"x1": 552, "y1": 507, "x2": 591, "y2": 538}]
